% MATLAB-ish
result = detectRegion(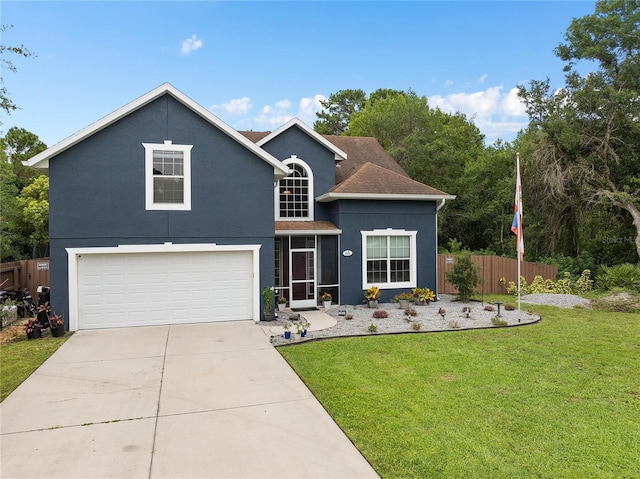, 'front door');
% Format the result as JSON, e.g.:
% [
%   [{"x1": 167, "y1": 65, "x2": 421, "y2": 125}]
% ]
[{"x1": 290, "y1": 236, "x2": 316, "y2": 309}]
